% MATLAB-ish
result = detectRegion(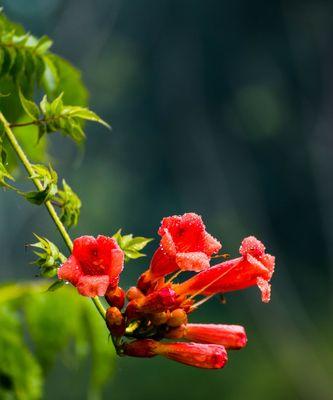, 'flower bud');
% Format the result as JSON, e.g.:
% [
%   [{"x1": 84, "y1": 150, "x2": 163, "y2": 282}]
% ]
[
  {"x1": 150, "y1": 311, "x2": 169, "y2": 326},
  {"x1": 123, "y1": 339, "x2": 157, "y2": 358},
  {"x1": 134, "y1": 287, "x2": 177, "y2": 314},
  {"x1": 184, "y1": 324, "x2": 247, "y2": 349},
  {"x1": 164, "y1": 325, "x2": 186, "y2": 339},
  {"x1": 167, "y1": 308, "x2": 187, "y2": 327},
  {"x1": 124, "y1": 339, "x2": 228, "y2": 369},
  {"x1": 106, "y1": 307, "x2": 125, "y2": 337},
  {"x1": 137, "y1": 271, "x2": 153, "y2": 293},
  {"x1": 126, "y1": 286, "x2": 144, "y2": 301},
  {"x1": 105, "y1": 286, "x2": 125, "y2": 309},
  {"x1": 125, "y1": 300, "x2": 141, "y2": 320}
]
